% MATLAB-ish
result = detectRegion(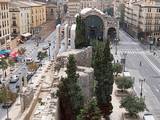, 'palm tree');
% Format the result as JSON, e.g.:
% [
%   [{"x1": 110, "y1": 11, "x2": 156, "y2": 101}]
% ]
[{"x1": 0, "y1": 58, "x2": 8, "y2": 78}]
